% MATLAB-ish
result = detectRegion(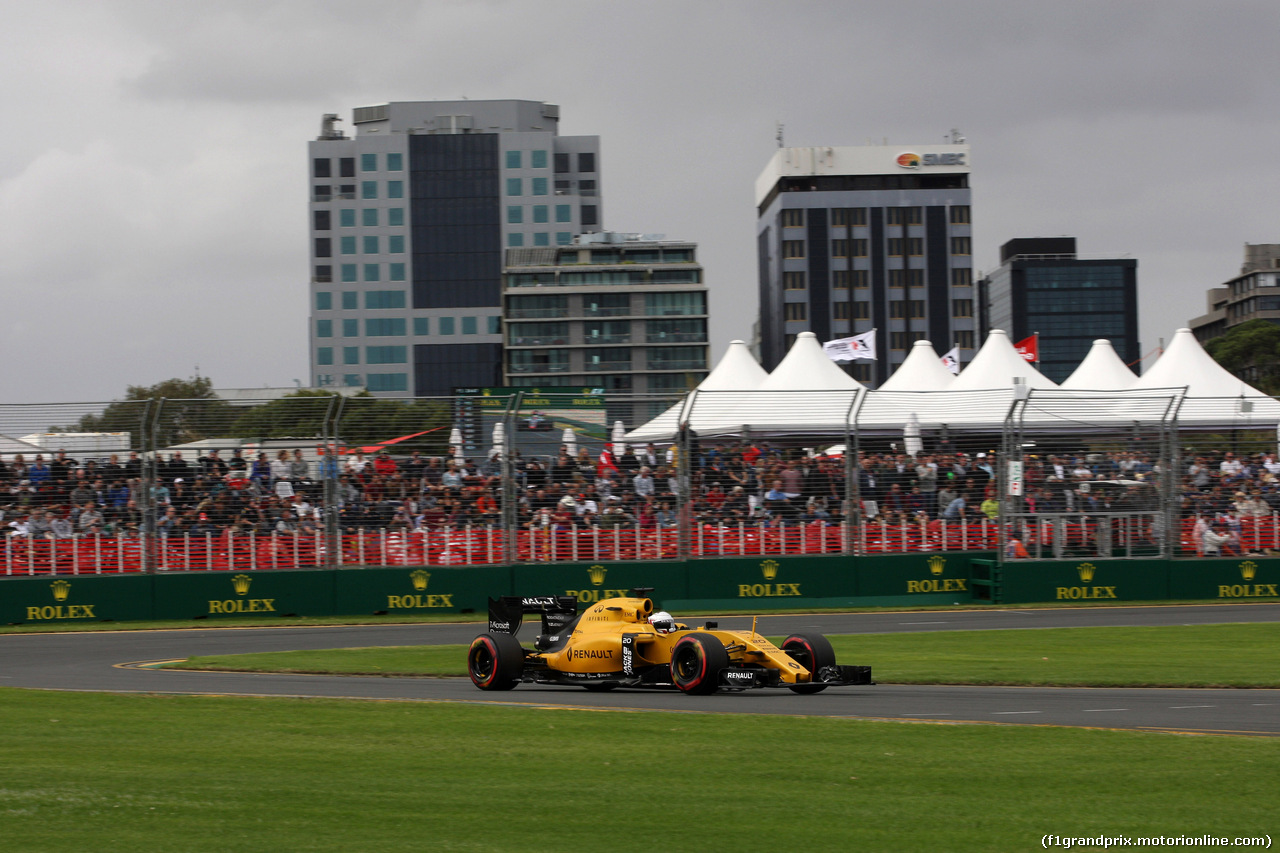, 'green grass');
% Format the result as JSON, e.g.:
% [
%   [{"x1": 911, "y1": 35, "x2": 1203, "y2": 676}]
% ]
[
  {"x1": 172, "y1": 623, "x2": 1280, "y2": 688},
  {"x1": 0, "y1": 687, "x2": 1275, "y2": 852}
]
